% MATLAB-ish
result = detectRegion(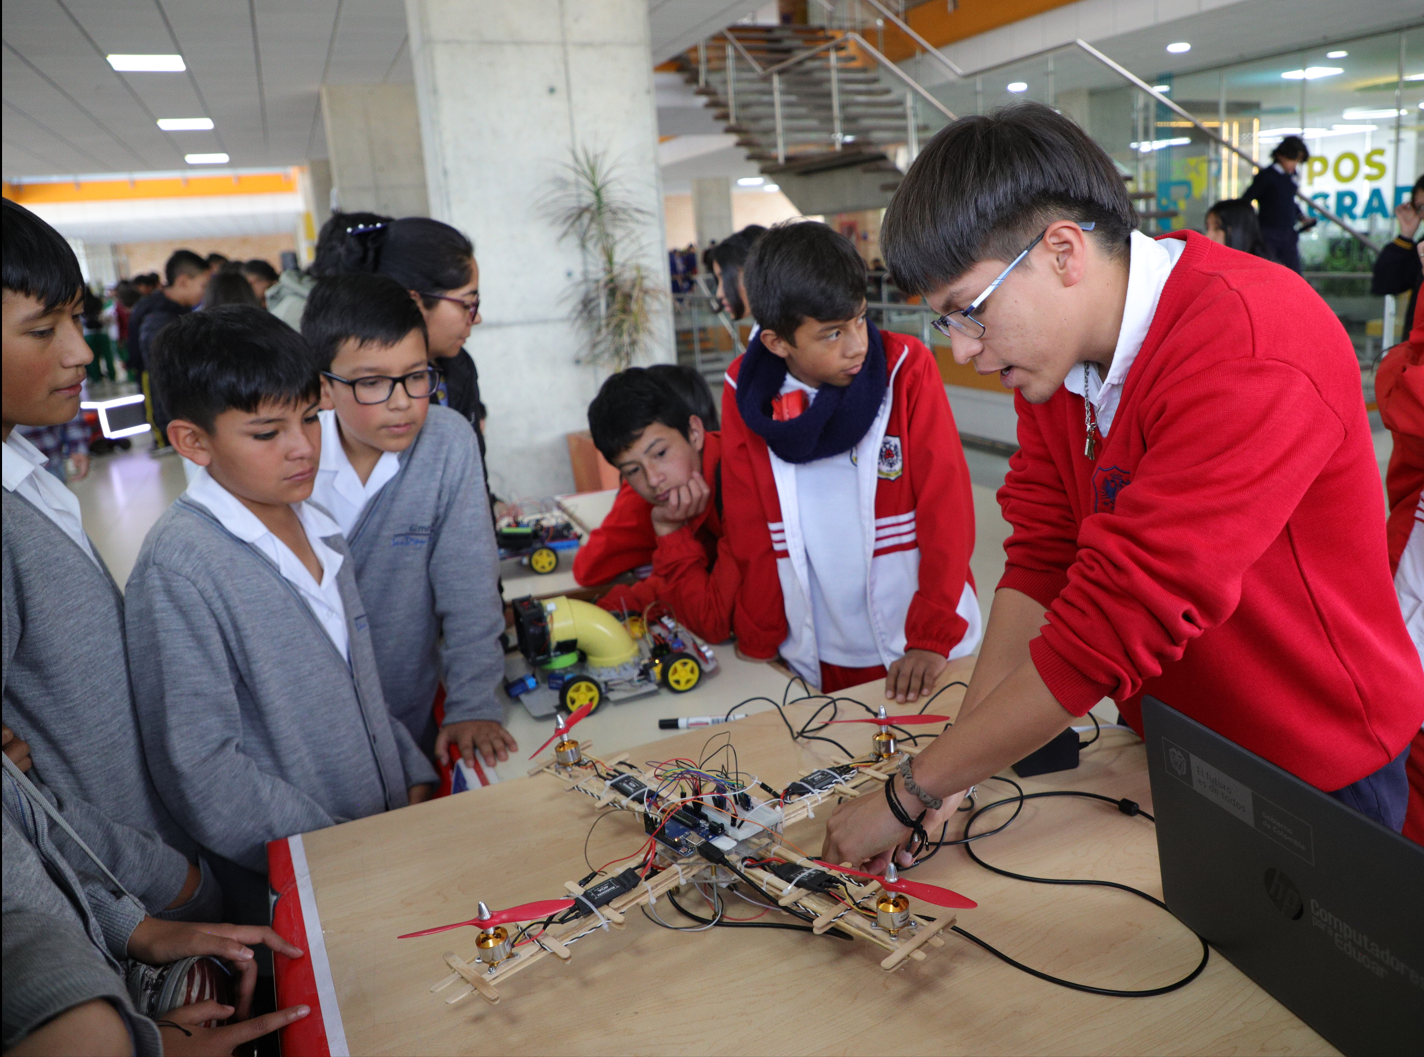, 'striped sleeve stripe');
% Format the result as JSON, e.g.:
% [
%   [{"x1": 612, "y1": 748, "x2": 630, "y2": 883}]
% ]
[
  {"x1": 874, "y1": 529, "x2": 917, "y2": 549},
  {"x1": 874, "y1": 511, "x2": 916, "y2": 528}
]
